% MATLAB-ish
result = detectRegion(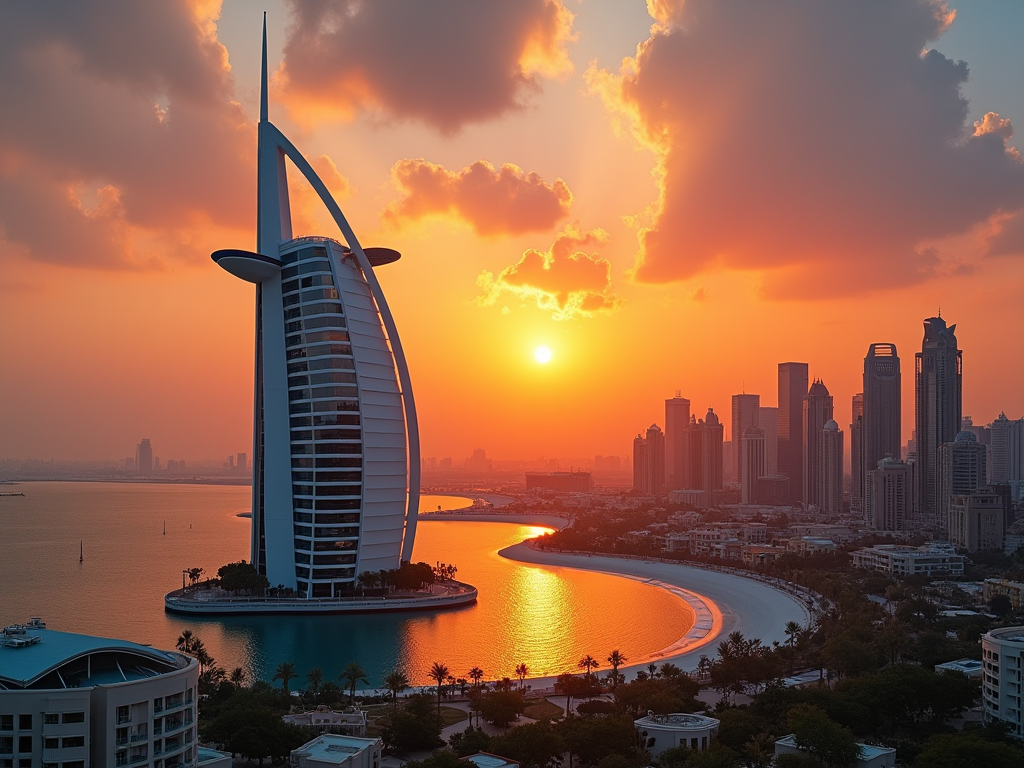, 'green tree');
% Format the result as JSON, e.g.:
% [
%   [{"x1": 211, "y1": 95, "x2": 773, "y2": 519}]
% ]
[
  {"x1": 430, "y1": 661, "x2": 451, "y2": 718},
  {"x1": 489, "y1": 721, "x2": 566, "y2": 768},
  {"x1": 228, "y1": 666, "x2": 247, "y2": 690},
  {"x1": 989, "y1": 593, "x2": 1013, "y2": 618},
  {"x1": 787, "y1": 704, "x2": 859, "y2": 768},
  {"x1": 383, "y1": 669, "x2": 409, "y2": 709},
  {"x1": 306, "y1": 667, "x2": 323, "y2": 699},
  {"x1": 176, "y1": 629, "x2": 197, "y2": 654},
  {"x1": 607, "y1": 650, "x2": 627, "y2": 690},
  {"x1": 379, "y1": 693, "x2": 443, "y2": 753},
  {"x1": 561, "y1": 714, "x2": 637, "y2": 767},
  {"x1": 273, "y1": 661, "x2": 298, "y2": 698},
  {"x1": 403, "y1": 749, "x2": 464, "y2": 768},
  {"x1": 915, "y1": 733, "x2": 1024, "y2": 768},
  {"x1": 478, "y1": 689, "x2": 525, "y2": 727},
  {"x1": 217, "y1": 560, "x2": 270, "y2": 594},
  {"x1": 339, "y1": 662, "x2": 369, "y2": 701},
  {"x1": 578, "y1": 654, "x2": 600, "y2": 679},
  {"x1": 515, "y1": 662, "x2": 530, "y2": 691},
  {"x1": 448, "y1": 725, "x2": 492, "y2": 757}
]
